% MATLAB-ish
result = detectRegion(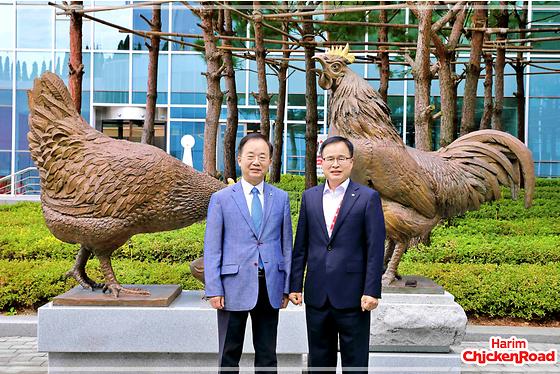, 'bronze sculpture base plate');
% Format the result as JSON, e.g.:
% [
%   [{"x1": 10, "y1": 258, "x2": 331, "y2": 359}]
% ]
[
  {"x1": 382, "y1": 275, "x2": 444, "y2": 295},
  {"x1": 52, "y1": 284, "x2": 182, "y2": 307}
]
